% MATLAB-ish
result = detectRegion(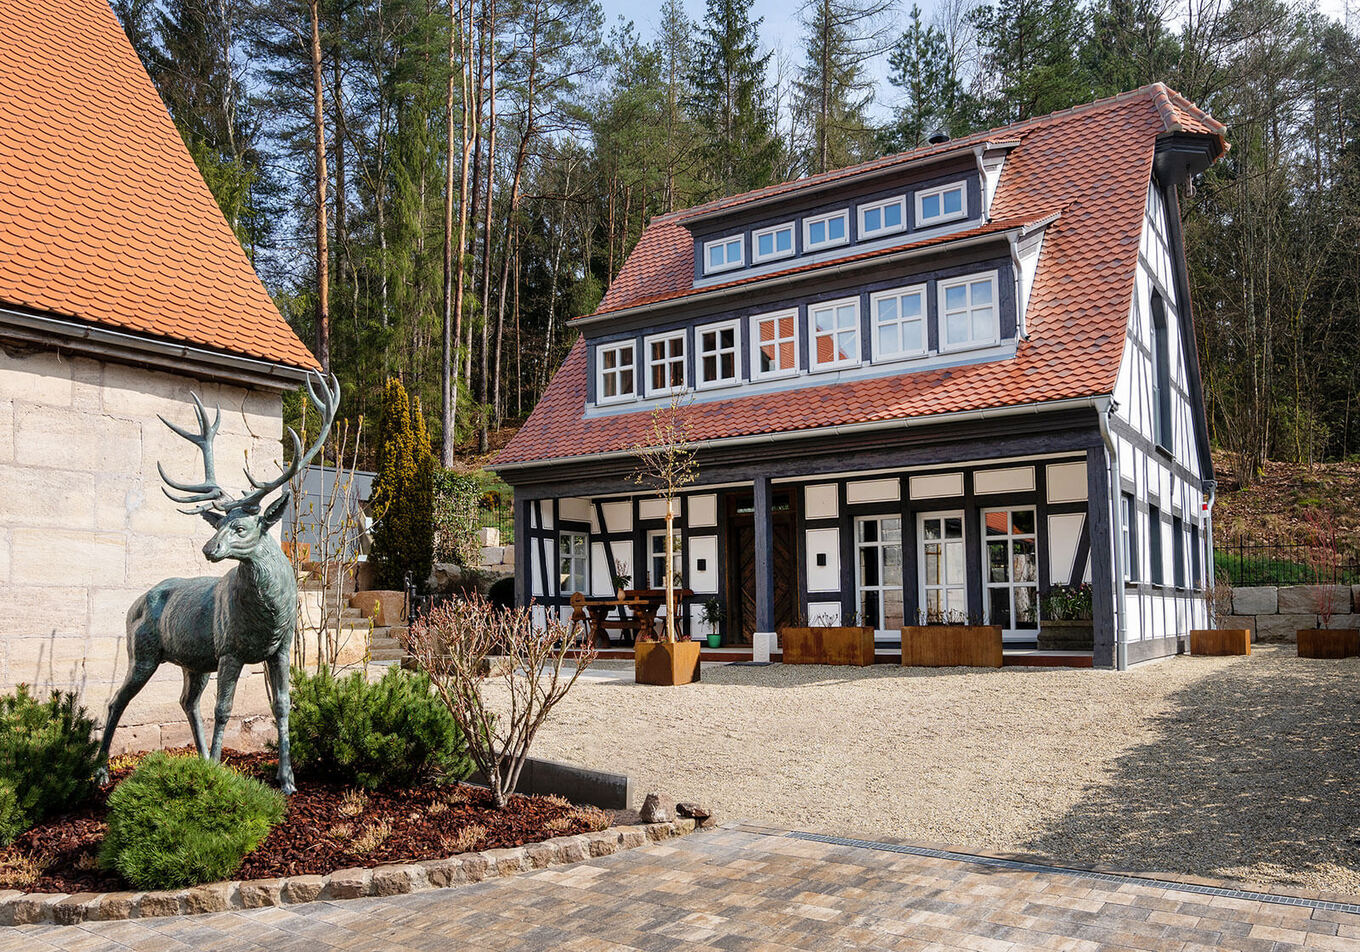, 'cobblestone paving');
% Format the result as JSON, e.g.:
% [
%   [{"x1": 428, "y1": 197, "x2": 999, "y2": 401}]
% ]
[{"x1": 9, "y1": 825, "x2": 1359, "y2": 951}]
